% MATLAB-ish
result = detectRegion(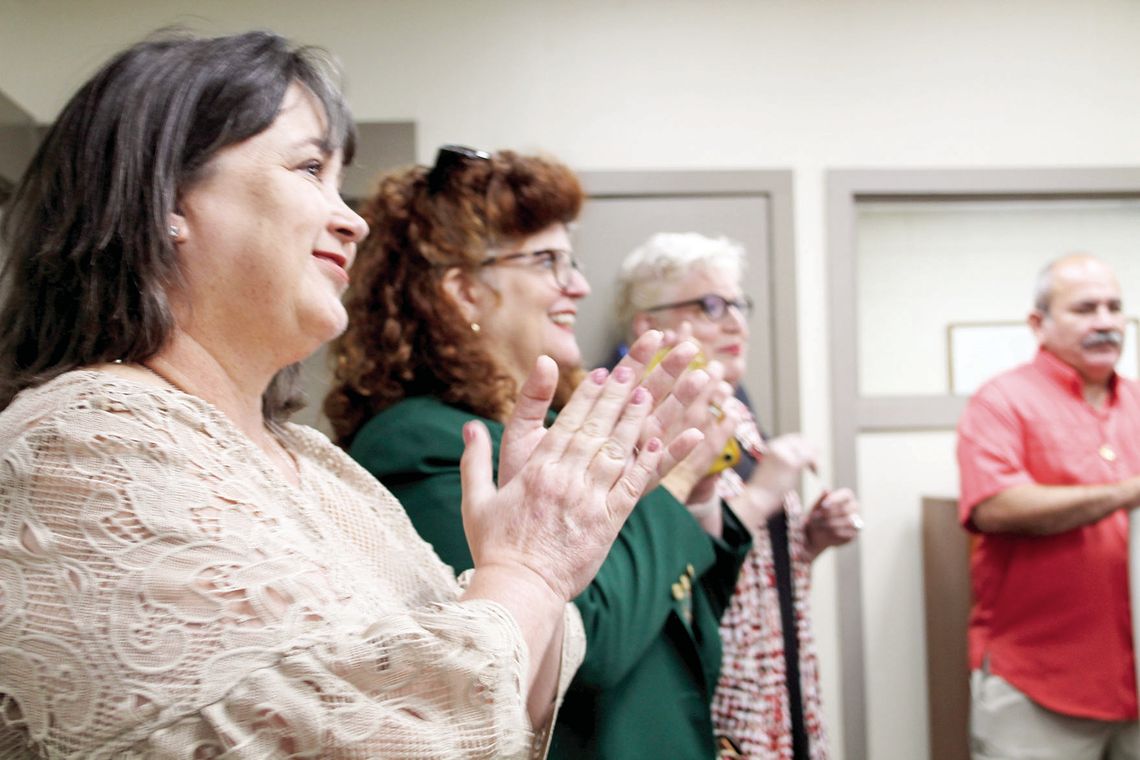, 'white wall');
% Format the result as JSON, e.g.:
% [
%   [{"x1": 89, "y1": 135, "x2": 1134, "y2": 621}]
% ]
[
  {"x1": 856, "y1": 431, "x2": 959, "y2": 760},
  {"x1": 4, "y1": 2, "x2": 1140, "y2": 756},
  {"x1": 858, "y1": 200, "x2": 1140, "y2": 396}
]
